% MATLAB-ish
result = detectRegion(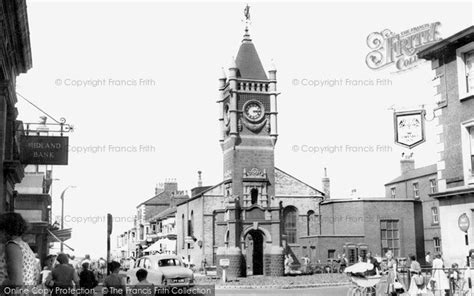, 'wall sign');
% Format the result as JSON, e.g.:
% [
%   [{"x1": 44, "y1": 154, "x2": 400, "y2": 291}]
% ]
[
  {"x1": 459, "y1": 213, "x2": 470, "y2": 233},
  {"x1": 20, "y1": 136, "x2": 68, "y2": 165},
  {"x1": 394, "y1": 110, "x2": 426, "y2": 149}
]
